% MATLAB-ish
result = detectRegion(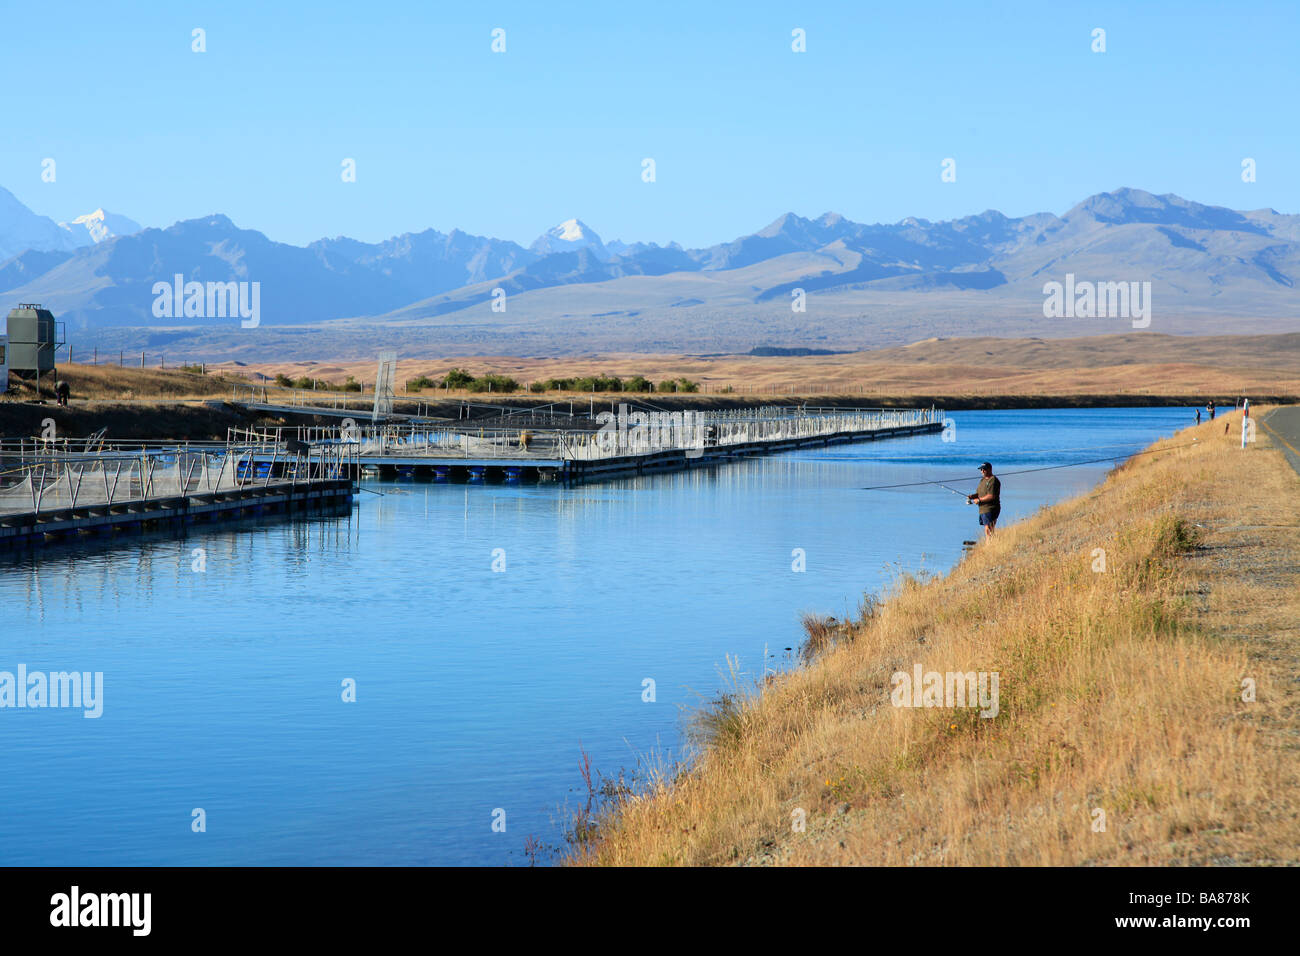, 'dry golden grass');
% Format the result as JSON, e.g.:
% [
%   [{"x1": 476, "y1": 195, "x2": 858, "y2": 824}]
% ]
[
  {"x1": 2, "y1": 362, "x2": 246, "y2": 402},
  {"x1": 9, "y1": 333, "x2": 1296, "y2": 404},
  {"x1": 221, "y1": 333, "x2": 1300, "y2": 400},
  {"x1": 572, "y1": 410, "x2": 1300, "y2": 866}
]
